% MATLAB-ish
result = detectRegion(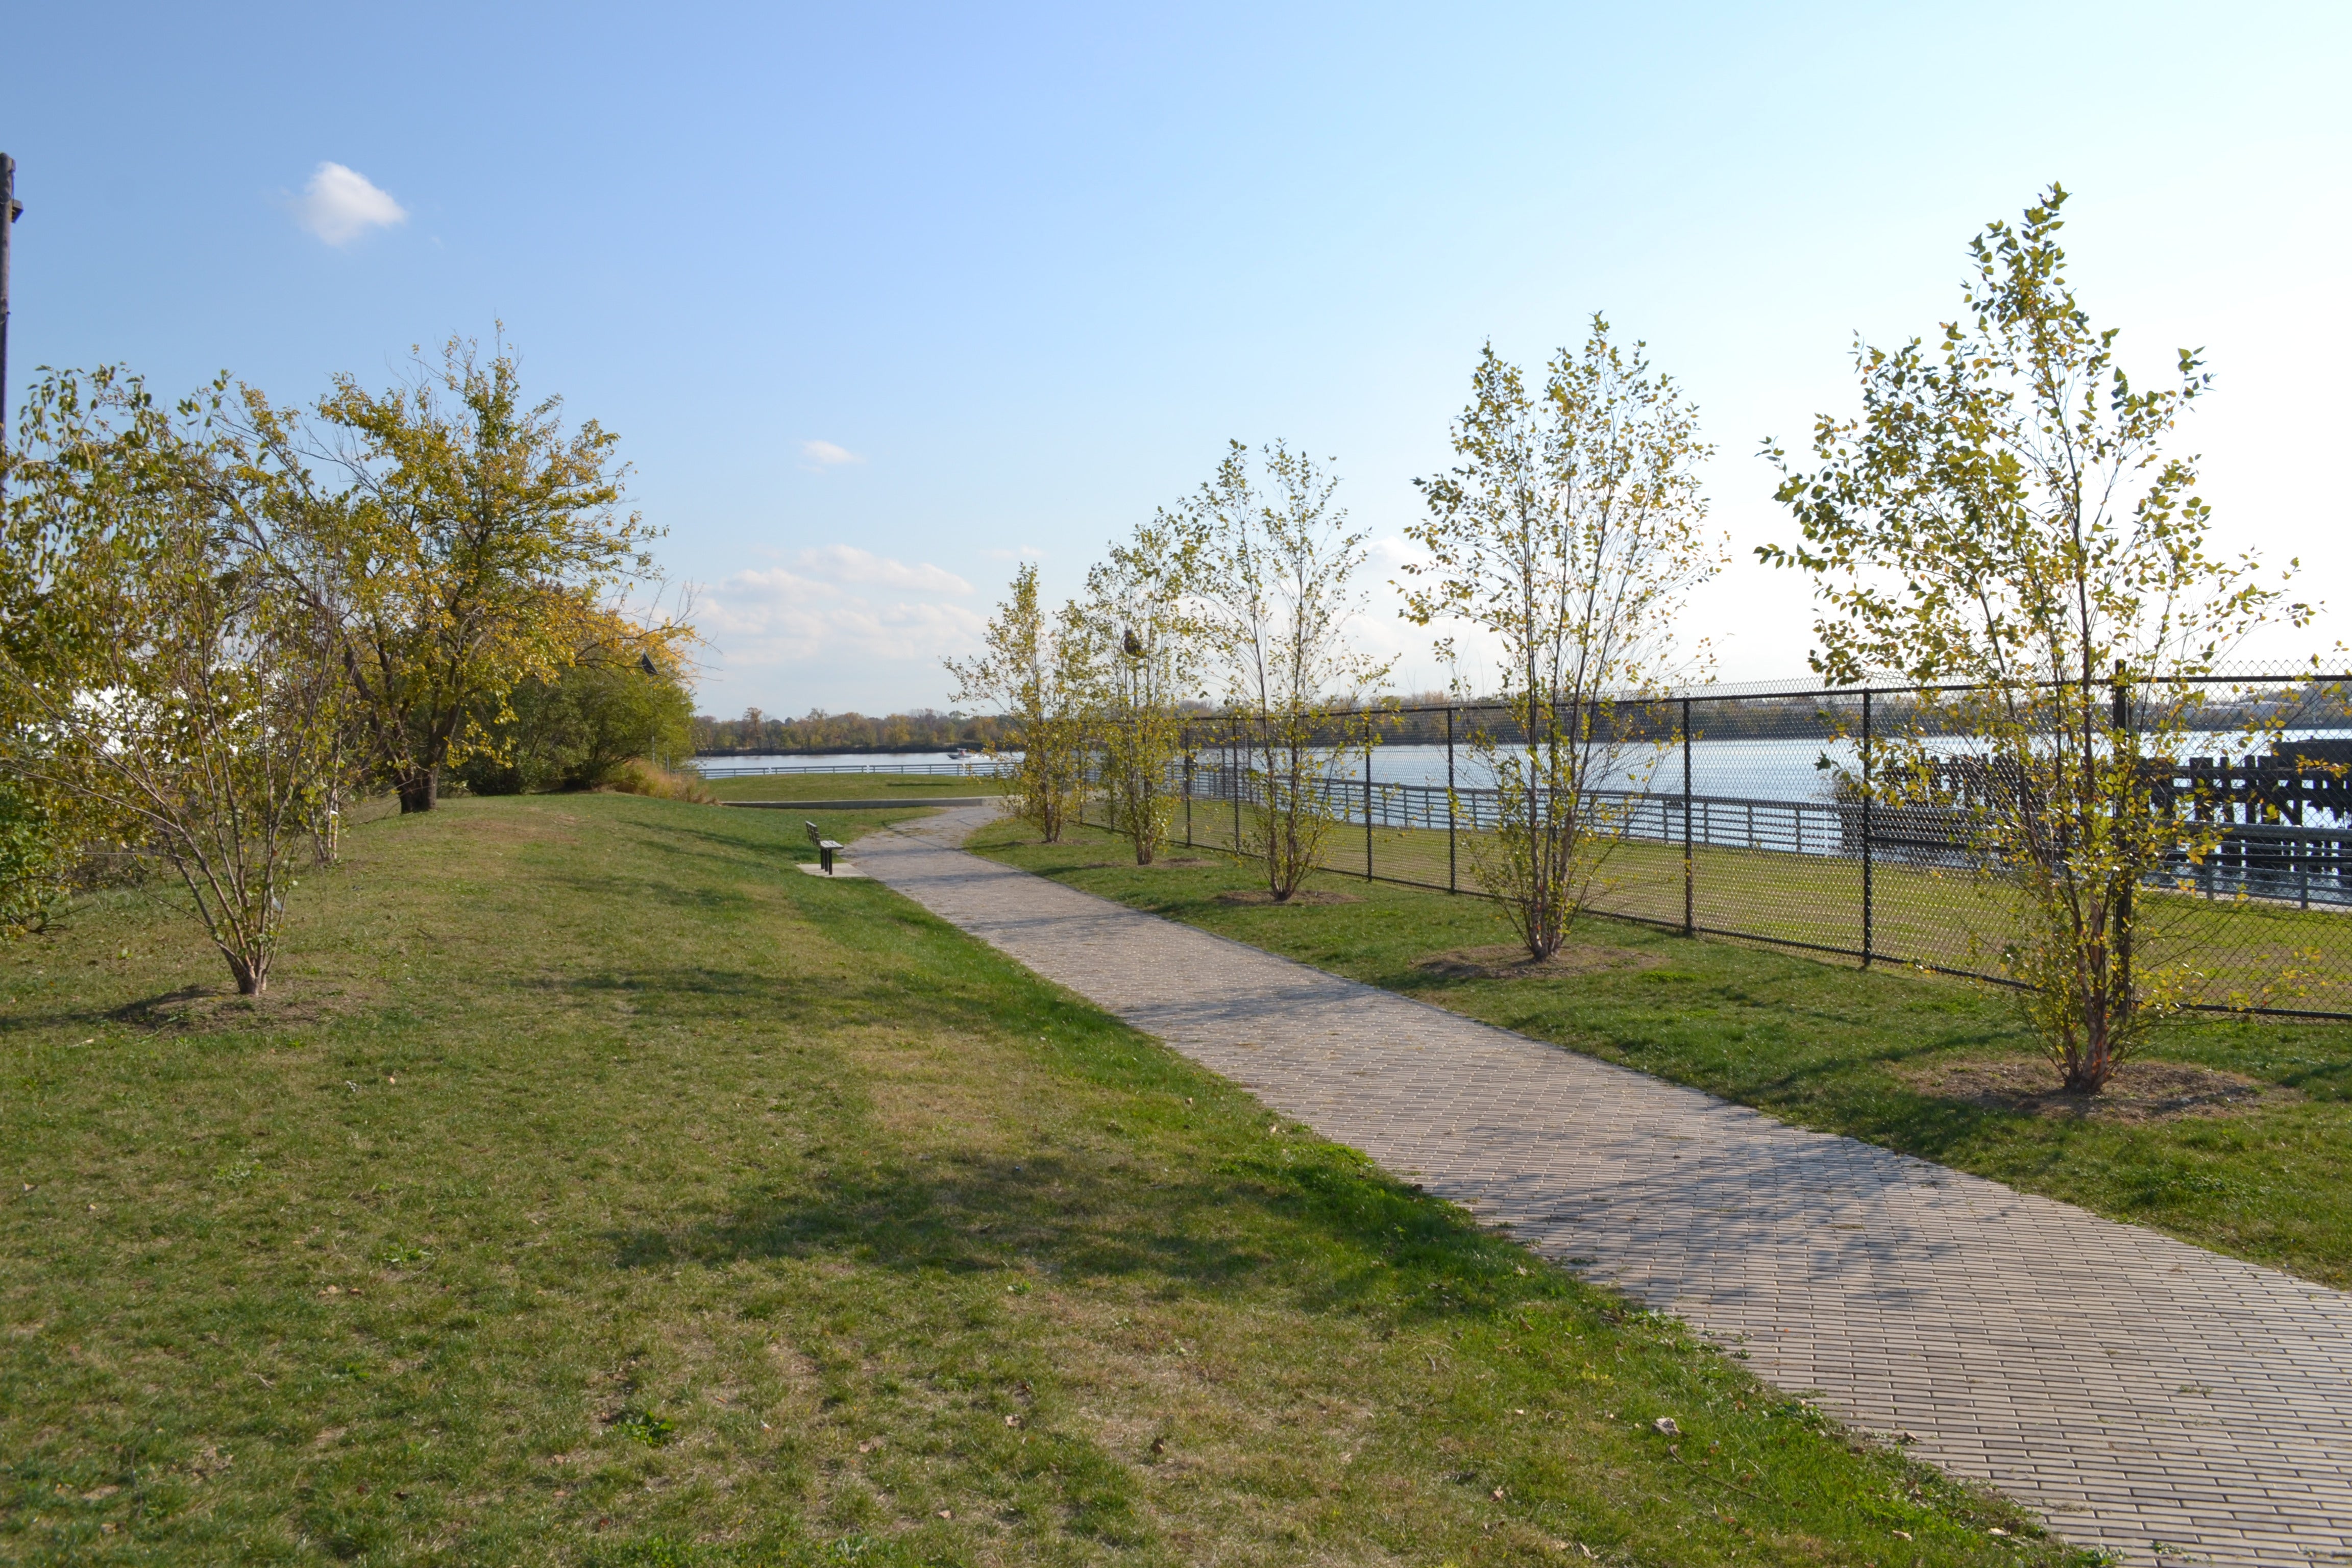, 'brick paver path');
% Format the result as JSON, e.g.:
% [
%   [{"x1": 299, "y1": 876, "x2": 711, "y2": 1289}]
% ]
[{"x1": 856, "y1": 807, "x2": 2352, "y2": 1566}]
